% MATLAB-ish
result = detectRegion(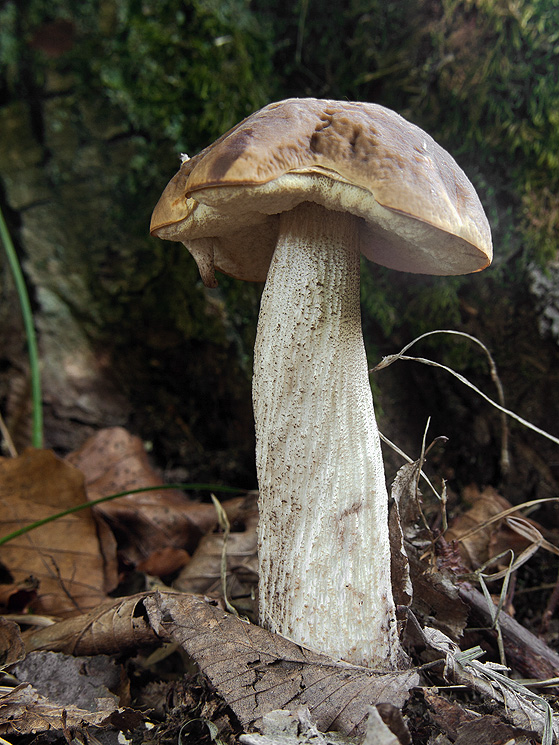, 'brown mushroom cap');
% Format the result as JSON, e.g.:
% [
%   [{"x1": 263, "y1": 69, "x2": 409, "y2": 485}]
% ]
[{"x1": 150, "y1": 98, "x2": 492, "y2": 283}]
